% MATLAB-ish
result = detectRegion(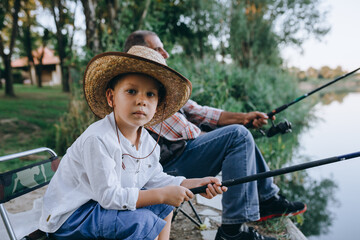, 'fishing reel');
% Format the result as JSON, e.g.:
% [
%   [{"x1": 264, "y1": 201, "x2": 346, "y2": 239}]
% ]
[{"x1": 259, "y1": 119, "x2": 292, "y2": 137}]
